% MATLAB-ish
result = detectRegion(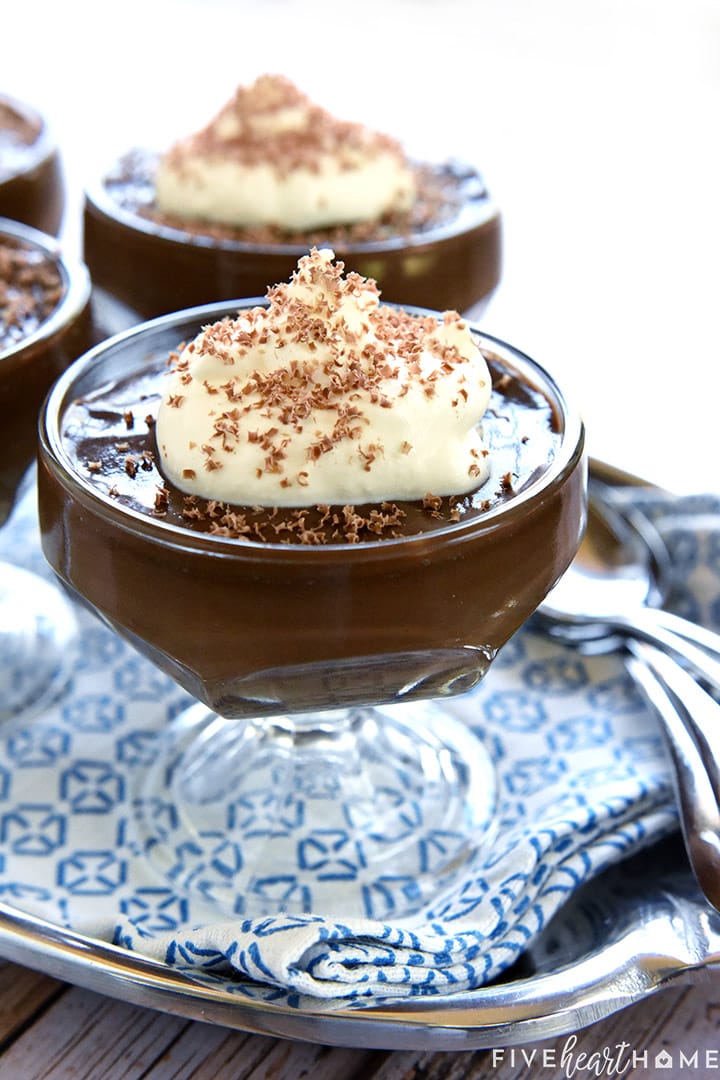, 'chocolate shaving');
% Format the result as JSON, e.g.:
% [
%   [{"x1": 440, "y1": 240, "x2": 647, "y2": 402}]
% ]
[
  {"x1": 153, "y1": 486, "x2": 169, "y2": 514},
  {"x1": 499, "y1": 471, "x2": 515, "y2": 494}
]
